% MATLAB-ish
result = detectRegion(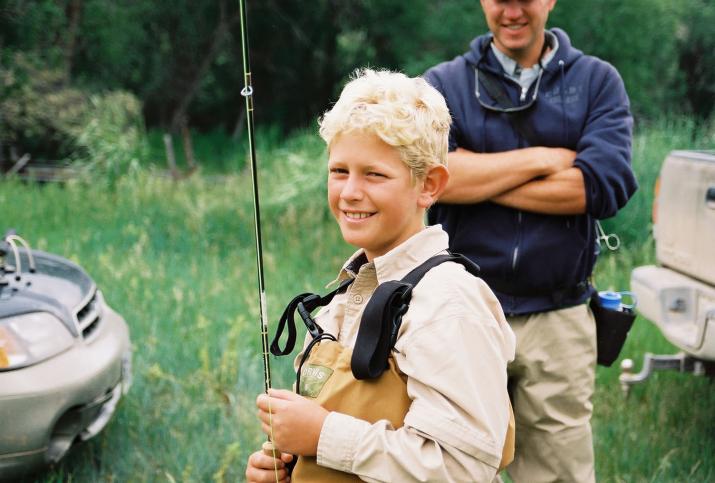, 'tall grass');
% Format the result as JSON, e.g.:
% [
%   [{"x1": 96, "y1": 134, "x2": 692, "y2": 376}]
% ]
[
  {"x1": 3, "y1": 134, "x2": 347, "y2": 482},
  {"x1": 3, "y1": 119, "x2": 714, "y2": 482}
]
